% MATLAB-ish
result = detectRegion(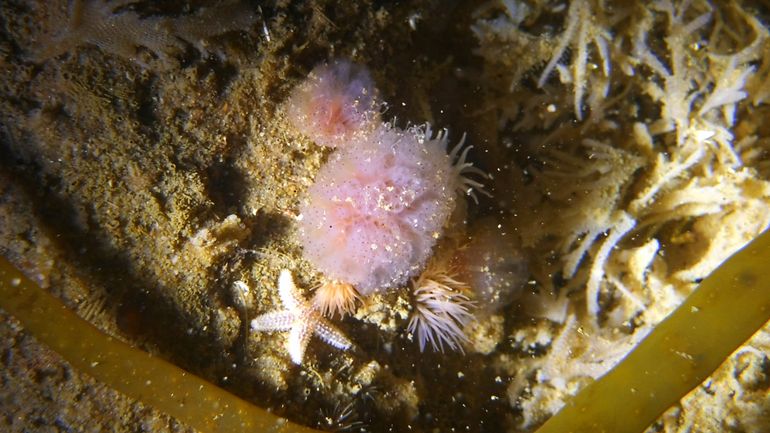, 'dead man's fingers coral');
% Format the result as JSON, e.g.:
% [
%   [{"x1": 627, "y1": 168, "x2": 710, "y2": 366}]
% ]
[
  {"x1": 287, "y1": 59, "x2": 382, "y2": 149},
  {"x1": 298, "y1": 125, "x2": 457, "y2": 294}
]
